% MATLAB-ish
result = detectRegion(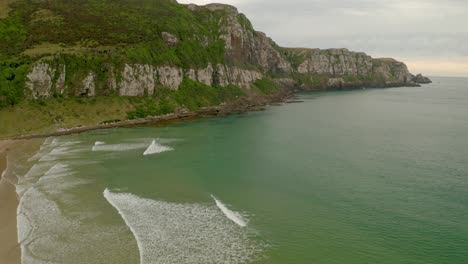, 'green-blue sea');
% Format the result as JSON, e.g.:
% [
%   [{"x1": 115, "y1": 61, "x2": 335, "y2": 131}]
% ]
[{"x1": 12, "y1": 77, "x2": 468, "y2": 264}]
